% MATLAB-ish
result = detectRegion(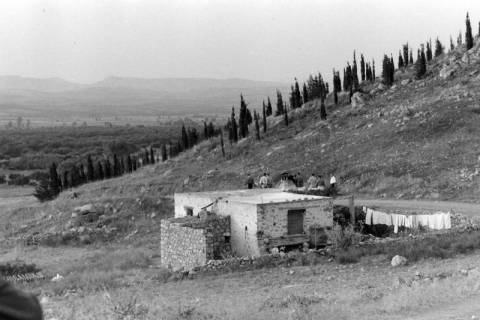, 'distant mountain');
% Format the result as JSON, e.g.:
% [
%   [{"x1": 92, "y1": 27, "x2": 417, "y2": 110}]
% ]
[
  {"x1": 0, "y1": 75, "x2": 83, "y2": 92},
  {"x1": 0, "y1": 76, "x2": 289, "y2": 120}
]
